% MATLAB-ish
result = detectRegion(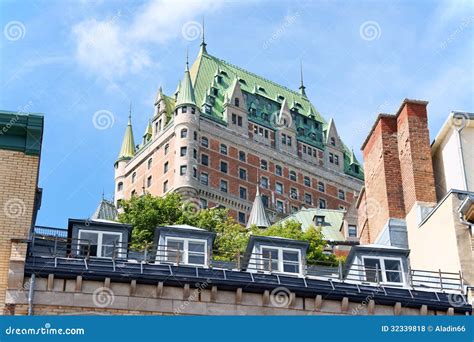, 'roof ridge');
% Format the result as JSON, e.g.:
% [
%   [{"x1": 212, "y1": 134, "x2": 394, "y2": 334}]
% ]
[{"x1": 207, "y1": 54, "x2": 313, "y2": 104}]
